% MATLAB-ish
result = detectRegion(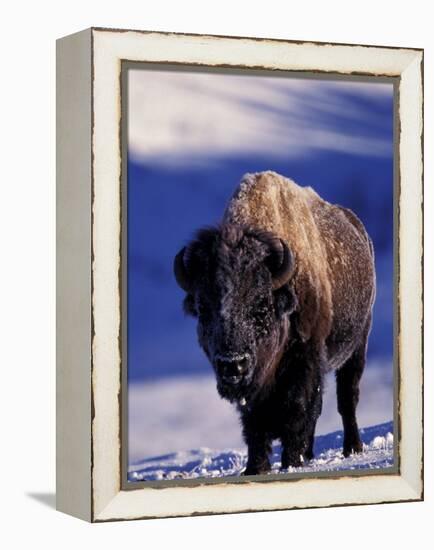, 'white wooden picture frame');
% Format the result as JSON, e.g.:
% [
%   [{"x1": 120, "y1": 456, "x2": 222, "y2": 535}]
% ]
[{"x1": 56, "y1": 27, "x2": 423, "y2": 522}]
